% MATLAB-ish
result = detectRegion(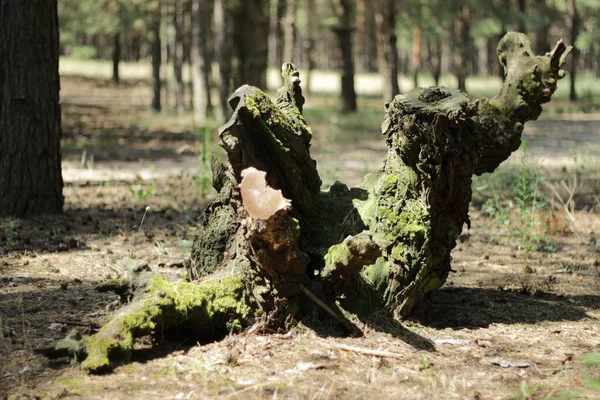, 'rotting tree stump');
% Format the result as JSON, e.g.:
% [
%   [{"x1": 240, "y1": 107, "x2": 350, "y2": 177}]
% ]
[{"x1": 41, "y1": 34, "x2": 571, "y2": 373}]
